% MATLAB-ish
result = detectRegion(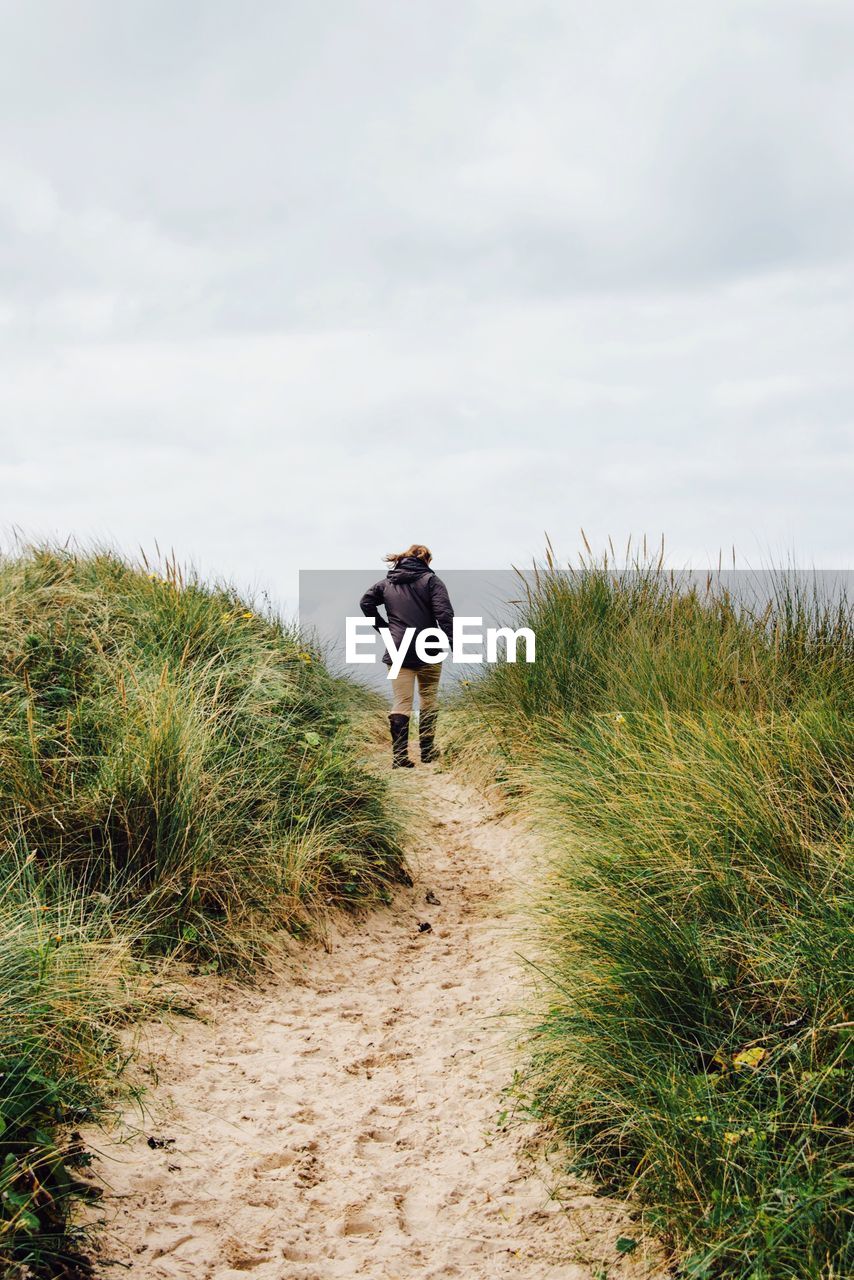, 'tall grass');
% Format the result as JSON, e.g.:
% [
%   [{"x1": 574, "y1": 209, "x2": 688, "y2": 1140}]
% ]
[
  {"x1": 450, "y1": 555, "x2": 852, "y2": 1279},
  {"x1": 1, "y1": 861, "x2": 144, "y2": 1278},
  {"x1": 0, "y1": 544, "x2": 405, "y2": 1275}
]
